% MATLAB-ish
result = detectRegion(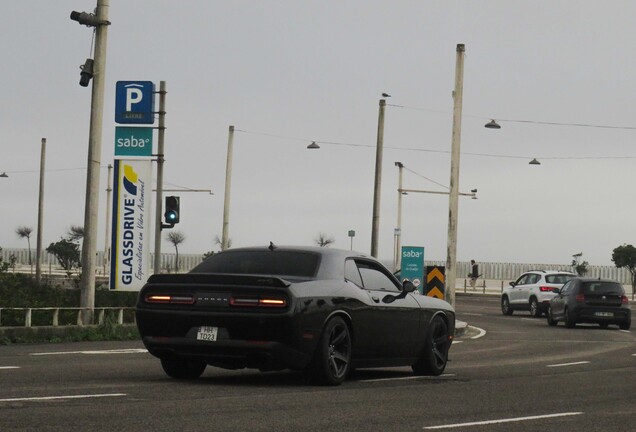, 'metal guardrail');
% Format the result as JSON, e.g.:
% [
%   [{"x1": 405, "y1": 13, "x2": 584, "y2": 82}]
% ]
[{"x1": 0, "y1": 307, "x2": 136, "y2": 327}]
